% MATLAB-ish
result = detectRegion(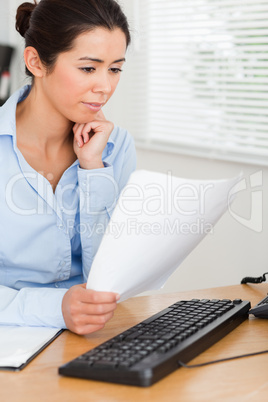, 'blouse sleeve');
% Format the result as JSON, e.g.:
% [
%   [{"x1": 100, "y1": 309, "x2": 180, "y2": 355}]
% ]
[{"x1": 0, "y1": 285, "x2": 67, "y2": 328}]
